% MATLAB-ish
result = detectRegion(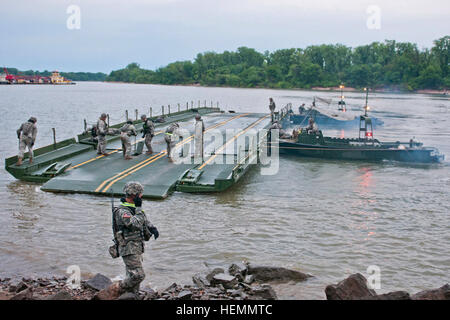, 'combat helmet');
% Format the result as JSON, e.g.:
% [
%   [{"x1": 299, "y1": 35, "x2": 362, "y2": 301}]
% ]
[{"x1": 123, "y1": 181, "x2": 144, "y2": 197}]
